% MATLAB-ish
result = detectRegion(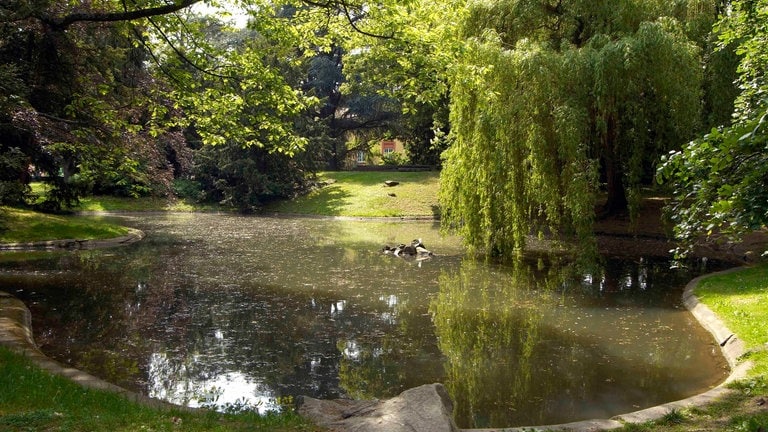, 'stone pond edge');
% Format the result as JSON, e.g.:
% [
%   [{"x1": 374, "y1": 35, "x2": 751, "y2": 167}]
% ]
[
  {"x1": 0, "y1": 255, "x2": 754, "y2": 430},
  {"x1": 0, "y1": 227, "x2": 145, "y2": 250}
]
